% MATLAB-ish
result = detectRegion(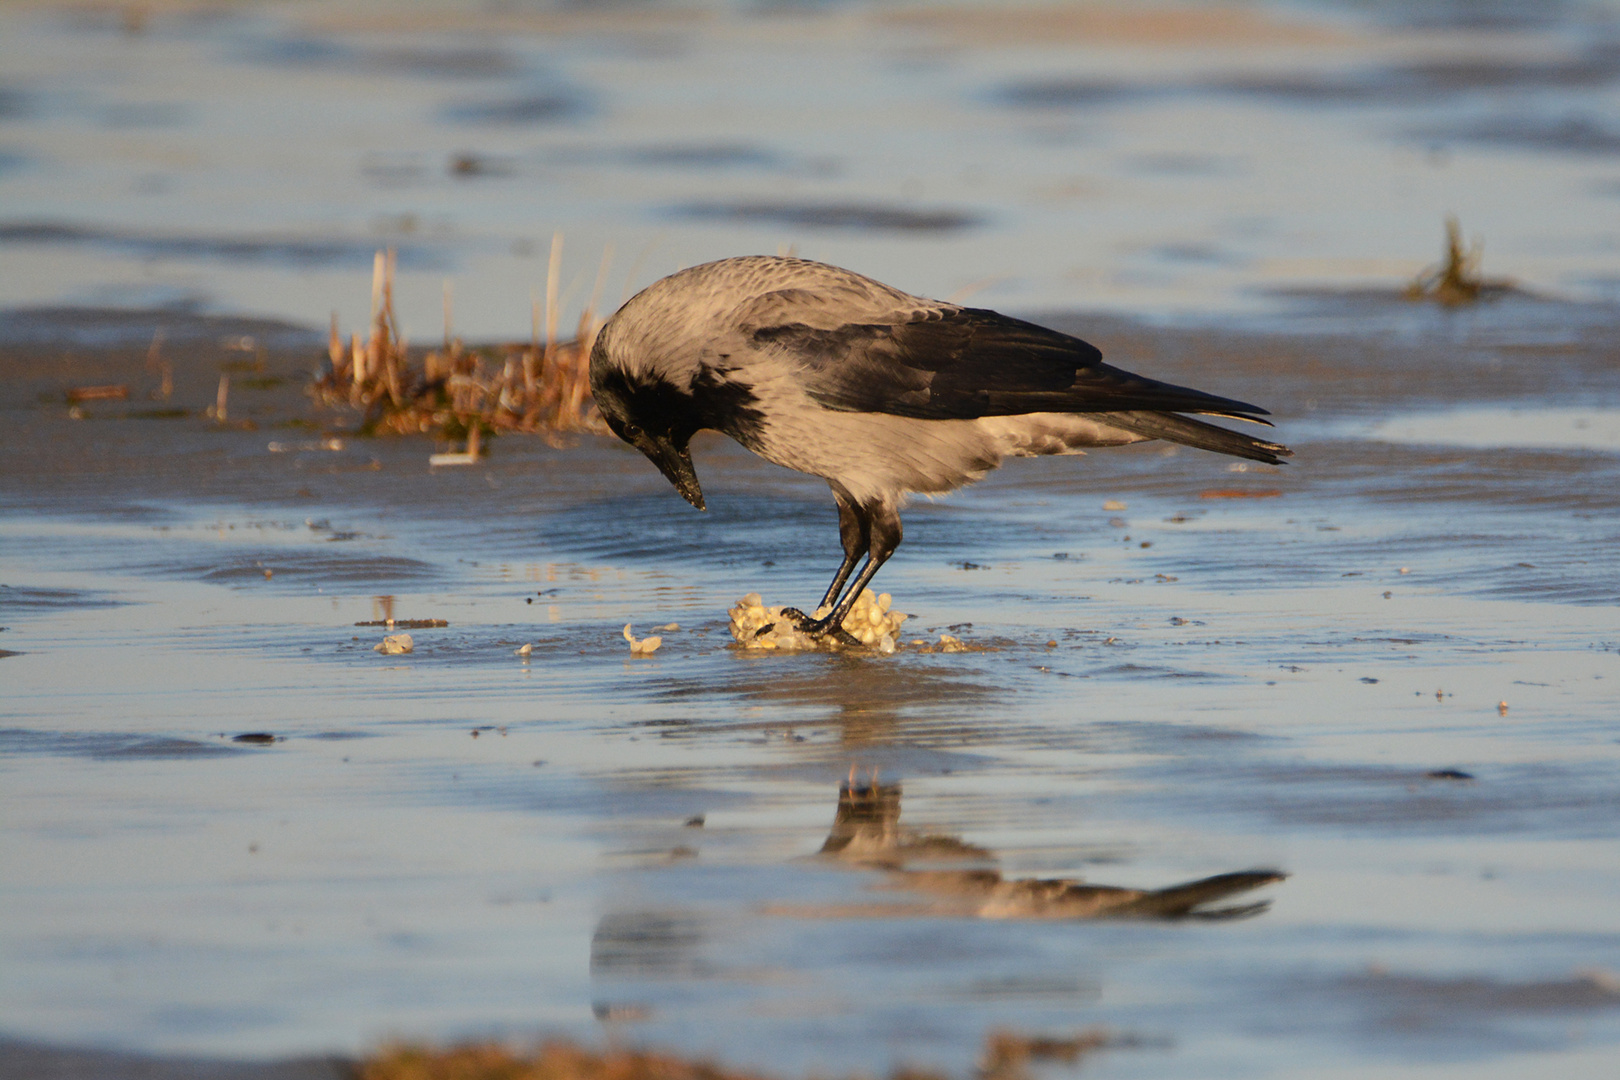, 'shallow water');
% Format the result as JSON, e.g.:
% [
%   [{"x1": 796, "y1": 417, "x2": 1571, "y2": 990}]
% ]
[
  {"x1": 4, "y1": 293, "x2": 1620, "y2": 1077},
  {"x1": 4, "y1": 0, "x2": 1620, "y2": 1076}
]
